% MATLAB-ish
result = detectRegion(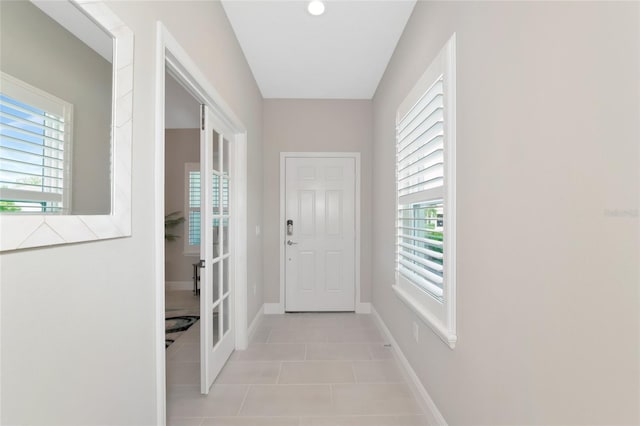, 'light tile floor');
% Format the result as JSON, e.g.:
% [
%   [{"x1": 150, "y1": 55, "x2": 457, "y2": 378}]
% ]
[{"x1": 167, "y1": 312, "x2": 428, "y2": 426}]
